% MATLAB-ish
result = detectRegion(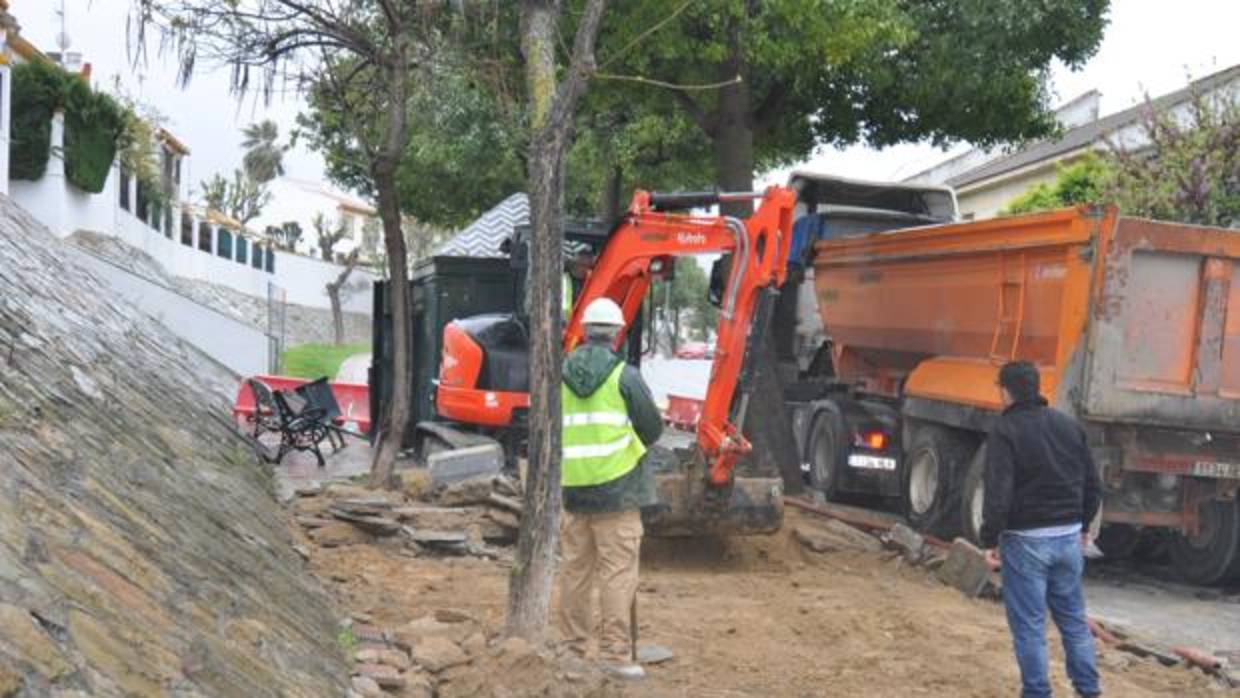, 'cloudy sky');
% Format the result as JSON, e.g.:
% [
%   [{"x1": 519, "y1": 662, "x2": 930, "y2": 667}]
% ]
[{"x1": 18, "y1": 0, "x2": 1240, "y2": 207}]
